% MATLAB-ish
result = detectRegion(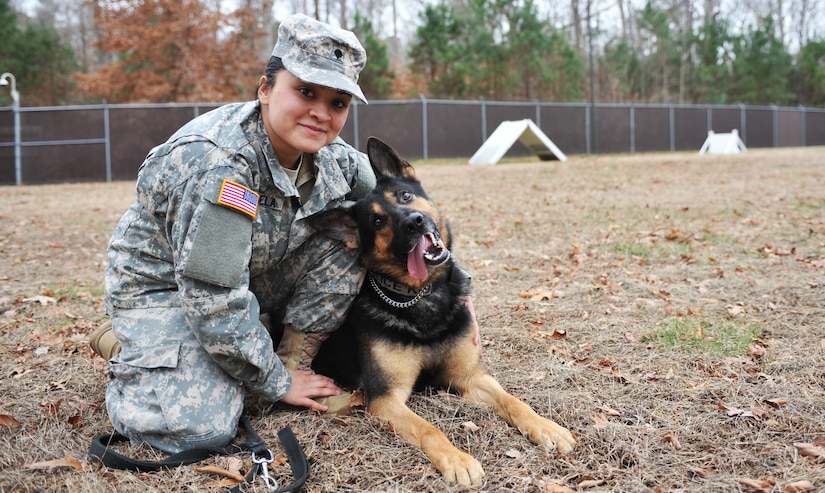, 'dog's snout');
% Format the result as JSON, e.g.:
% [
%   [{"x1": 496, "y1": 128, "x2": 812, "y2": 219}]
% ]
[{"x1": 402, "y1": 212, "x2": 425, "y2": 233}]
